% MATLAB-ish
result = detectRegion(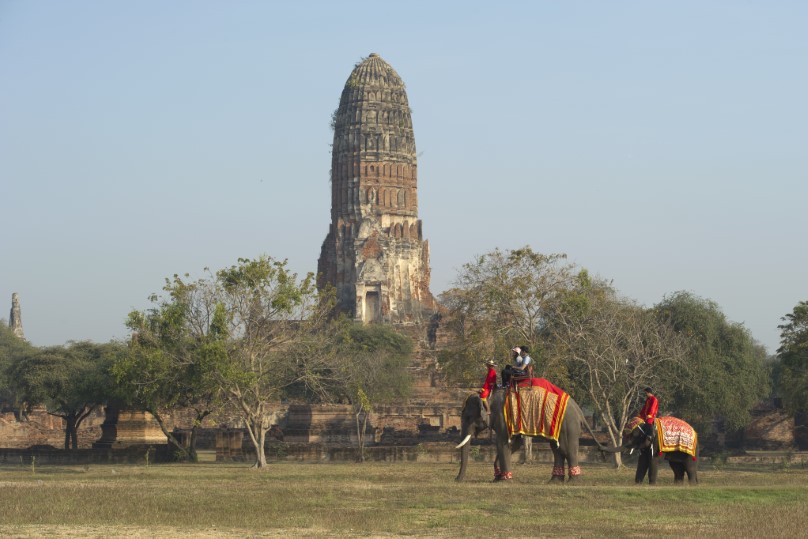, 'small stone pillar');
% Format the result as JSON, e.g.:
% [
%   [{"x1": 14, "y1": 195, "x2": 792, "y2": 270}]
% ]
[
  {"x1": 92, "y1": 406, "x2": 167, "y2": 448},
  {"x1": 9, "y1": 292, "x2": 25, "y2": 340},
  {"x1": 215, "y1": 429, "x2": 244, "y2": 461}
]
